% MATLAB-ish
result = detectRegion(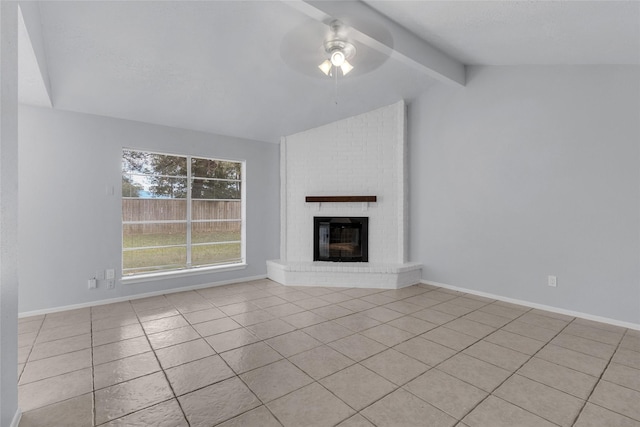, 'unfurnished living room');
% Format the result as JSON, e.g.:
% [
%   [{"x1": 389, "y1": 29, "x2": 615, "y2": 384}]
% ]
[{"x1": 1, "y1": 1, "x2": 639, "y2": 426}]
